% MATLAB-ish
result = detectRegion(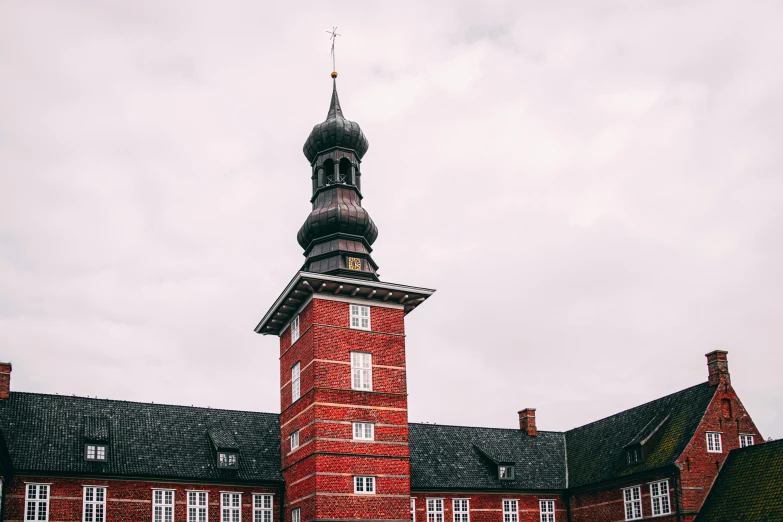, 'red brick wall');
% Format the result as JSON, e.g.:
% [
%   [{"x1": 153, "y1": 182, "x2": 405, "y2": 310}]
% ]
[
  {"x1": 3, "y1": 475, "x2": 280, "y2": 522},
  {"x1": 411, "y1": 492, "x2": 567, "y2": 522},
  {"x1": 280, "y1": 297, "x2": 411, "y2": 522},
  {"x1": 0, "y1": 362, "x2": 11, "y2": 400},
  {"x1": 674, "y1": 383, "x2": 764, "y2": 521},
  {"x1": 568, "y1": 472, "x2": 677, "y2": 522}
]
